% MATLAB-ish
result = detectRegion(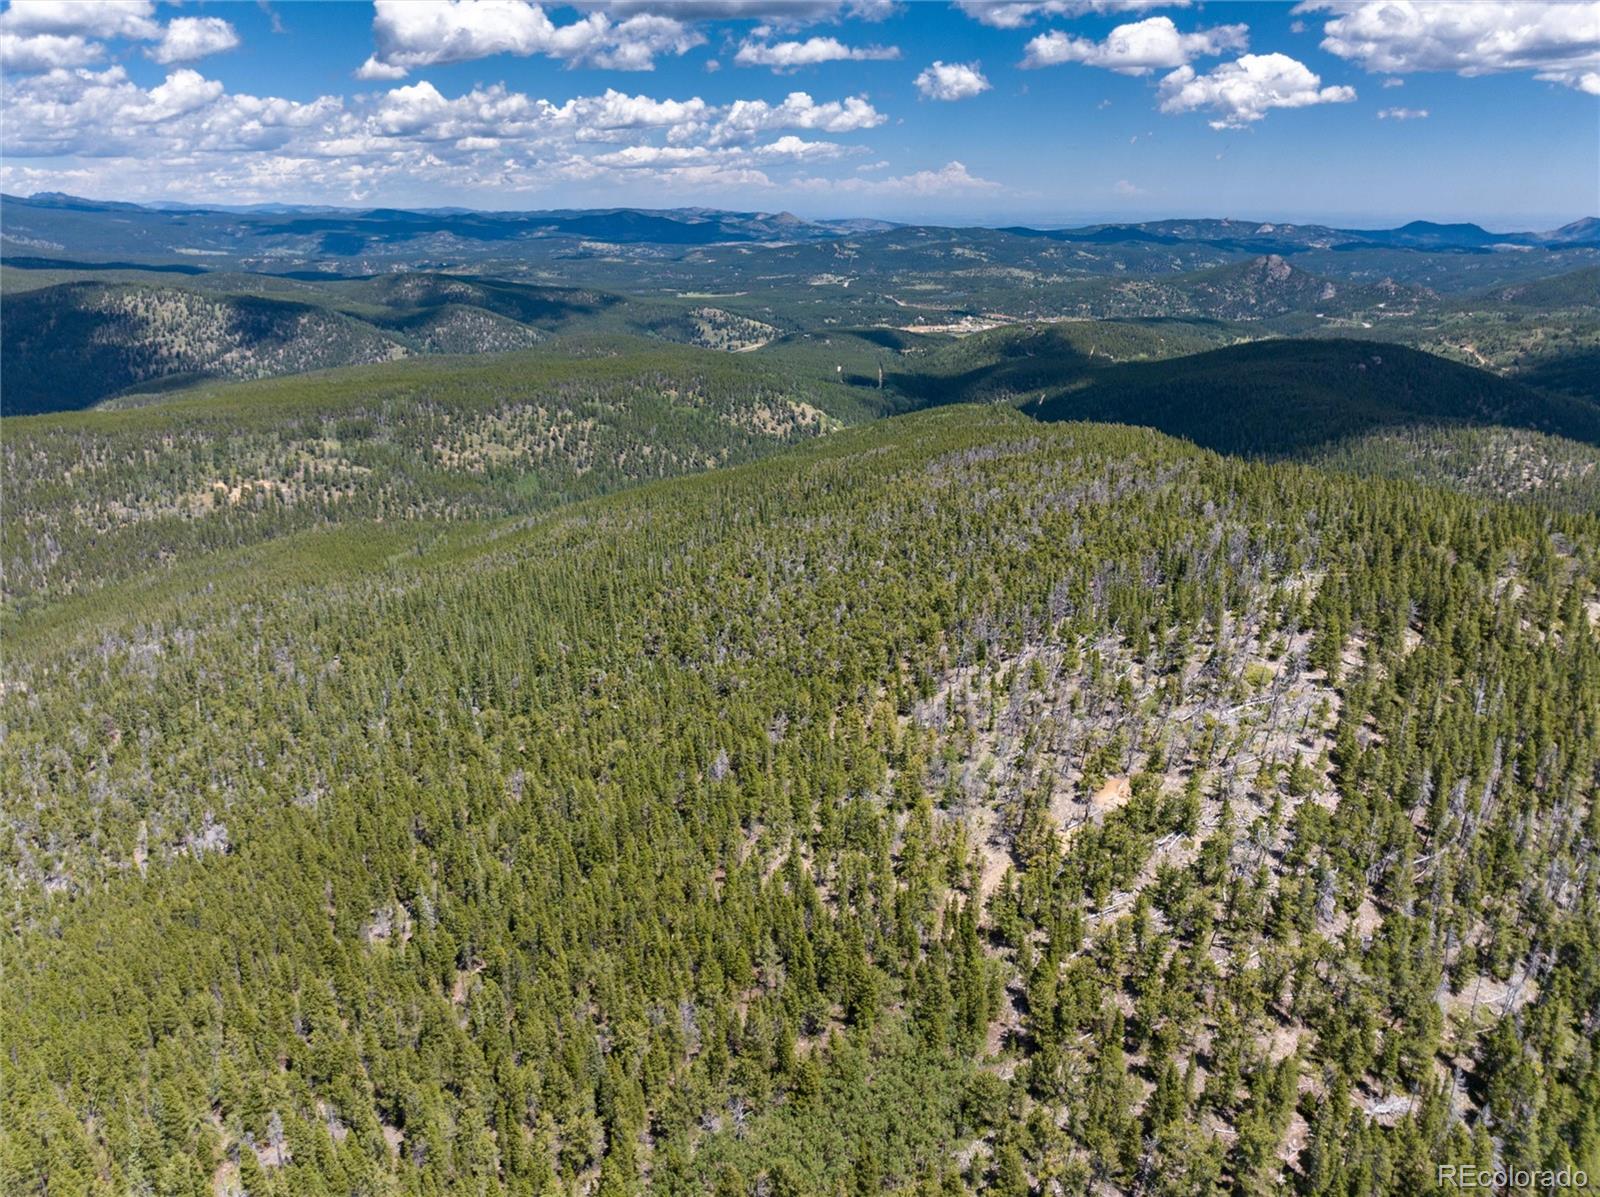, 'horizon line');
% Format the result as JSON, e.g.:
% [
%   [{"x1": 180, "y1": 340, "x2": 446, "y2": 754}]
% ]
[{"x1": 6, "y1": 190, "x2": 1595, "y2": 237}]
